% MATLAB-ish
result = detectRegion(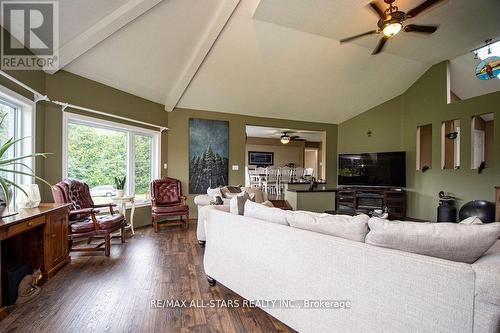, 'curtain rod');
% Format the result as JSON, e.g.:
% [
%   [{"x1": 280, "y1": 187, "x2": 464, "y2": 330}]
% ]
[
  {"x1": 52, "y1": 101, "x2": 168, "y2": 132},
  {"x1": 0, "y1": 70, "x2": 49, "y2": 103},
  {"x1": 0, "y1": 69, "x2": 168, "y2": 132}
]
